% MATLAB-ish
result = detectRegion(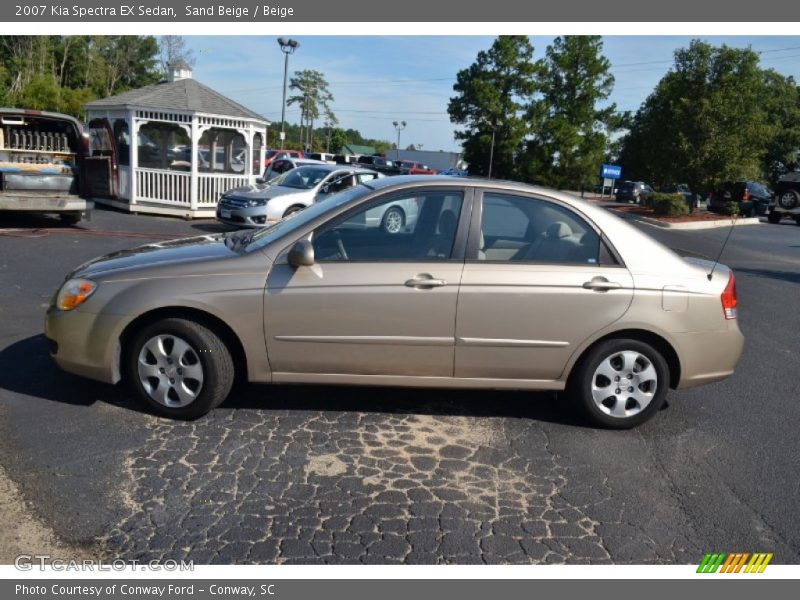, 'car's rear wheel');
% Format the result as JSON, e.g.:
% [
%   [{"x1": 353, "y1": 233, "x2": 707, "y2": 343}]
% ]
[
  {"x1": 768, "y1": 211, "x2": 782, "y2": 224},
  {"x1": 569, "y1": 338, "x2": 669, "y2": 429},
  {"x1": 779, "y1": 189, "x2": 800, "y2": 210},
  {"x1": 59, "y1": 213, "x2": 81, "y2": 225},
  {"x1": 125, "y1": 318, "x2": 234, "y2": 420}
]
